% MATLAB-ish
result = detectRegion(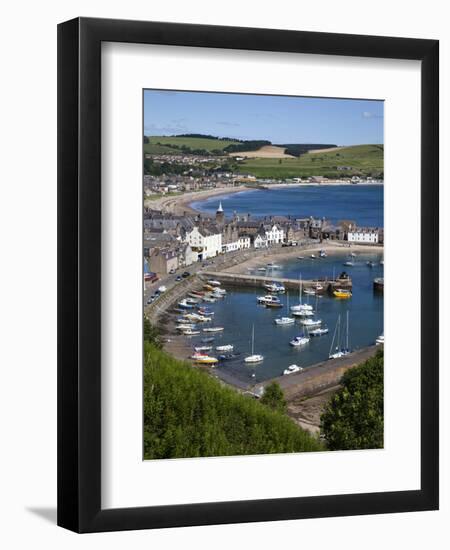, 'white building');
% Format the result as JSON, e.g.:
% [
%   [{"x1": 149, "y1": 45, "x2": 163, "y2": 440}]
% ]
[
  {"x1": 347, "y1": 225, "x2": 379, "y2": 244},
  {"x1": 222, "y1": 235, "x2": 251, "y2": 253},
  {"x1": 254, "y1": 234, "x2": 268, "y2": 249},
  {"x1": 264, "y1": 224, "x2": 285, "y2": 245},
  {"x1": 185, "y1": 225, "x2": 222, "y2": 260}
]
